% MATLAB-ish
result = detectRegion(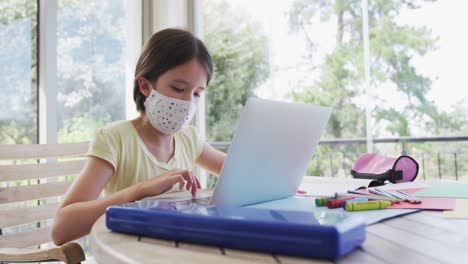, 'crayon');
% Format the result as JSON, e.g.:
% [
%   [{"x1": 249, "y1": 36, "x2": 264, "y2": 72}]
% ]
[
  {"x1": 345, "y1": 200, "x2": 392, "y2": 212},
  {"x1": 326, "y1": 197, "x2": 354, "y2": 209},
  {"x1": 297, "y1": 190, "x2": 307, "y2": 195},
  {"x1": 394, "y1": 190, "x2": 422, "y2": 204},
  {"x1": 315, "y1": 197, "x2": 333, "y2": 207},
  {"x1": 342, "y1": 198, "x2": 368, "y2": 208},
  {"x1": 337, "y1": 192, "x2": 399, "y2": 202}
]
